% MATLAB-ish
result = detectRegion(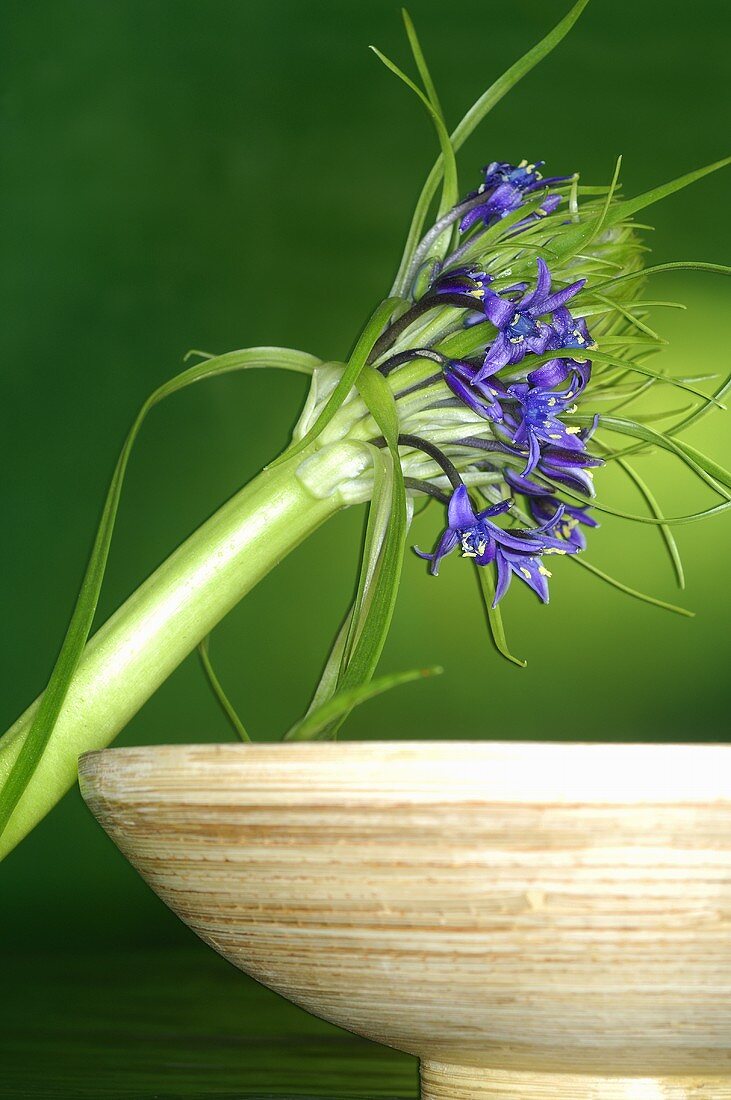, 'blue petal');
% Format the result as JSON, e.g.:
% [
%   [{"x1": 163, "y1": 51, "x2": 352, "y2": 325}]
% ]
[
  {"x1": 520, "y1": 258, "x2": 551, "y2": 311},
  {"x1": 527, "y1": 357, "x2": 573, "y2": 389},
  {"x1": 506, "y1": 554, "x2": 550, "y2": 603},
  {"x1": 475, "y1": 331, "x2": 511, "y2": 382},
  {"x1": 447, "y1": 485, "x2": 475, "y2": 530},
  {"x1": 492, "y1": 551, "x2": 512, "y2": 607},
  {"x1": 478, "y1": 498, "x2": 512, "y2": 520},
  {"x1": 414, "y1": 527, "x2": 459, "y2": 576},
  {"x1": 538, "y1": 278, "x2": 586, "y2": 315},
  {"x1": 522, "y1": 431, "x2": 542, "y2": 476},
  {"x1": 504, "y1": 468, "x2": 551, "y2": 496}
]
